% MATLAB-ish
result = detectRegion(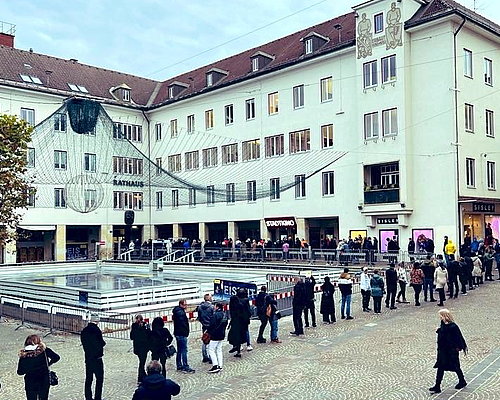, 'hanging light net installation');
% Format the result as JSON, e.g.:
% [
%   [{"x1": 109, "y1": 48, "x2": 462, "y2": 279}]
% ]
[{"x1": 27, "y1": 98, "x2": 347, "y2": 212}]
